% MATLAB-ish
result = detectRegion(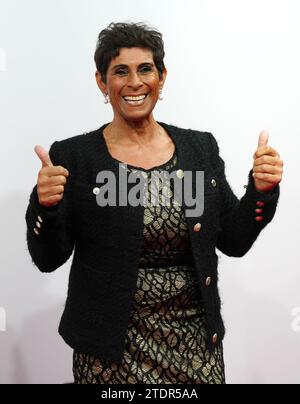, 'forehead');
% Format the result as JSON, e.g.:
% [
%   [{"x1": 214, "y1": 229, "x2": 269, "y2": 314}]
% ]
[{"x1": 109, "y1": 47, "x2": 154, "y2": 68}]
